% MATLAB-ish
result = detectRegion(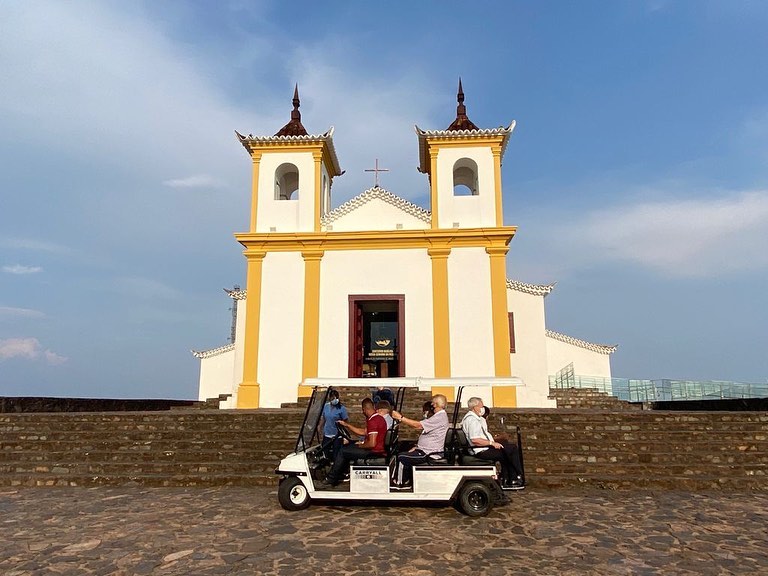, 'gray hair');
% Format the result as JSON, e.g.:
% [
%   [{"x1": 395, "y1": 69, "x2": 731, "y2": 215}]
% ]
[
  {"x1": 466, "y1": 397, "x2": 483, "y2": 409},
  {"x1": 432, "y1": 394, "x2": 447, "y2": 409}
]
